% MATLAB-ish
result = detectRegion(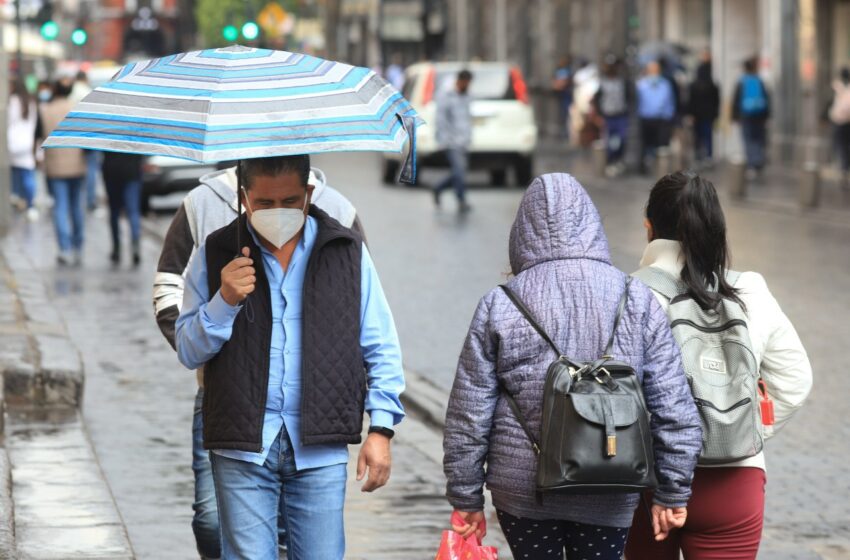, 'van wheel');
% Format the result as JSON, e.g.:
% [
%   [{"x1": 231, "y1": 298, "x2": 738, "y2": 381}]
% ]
[
  {"x1": 515, "y1": 156, "x2": 534, "y2": 187},
  {"x1": 490, "y1": 169, "x2": 507, "y2": 186},
  {"x1": 383, "y1": 160, "x2": 400, "y2": 184},
  {"x1": 141, "y1": 194, "x2": 151, "y2": 215}
]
